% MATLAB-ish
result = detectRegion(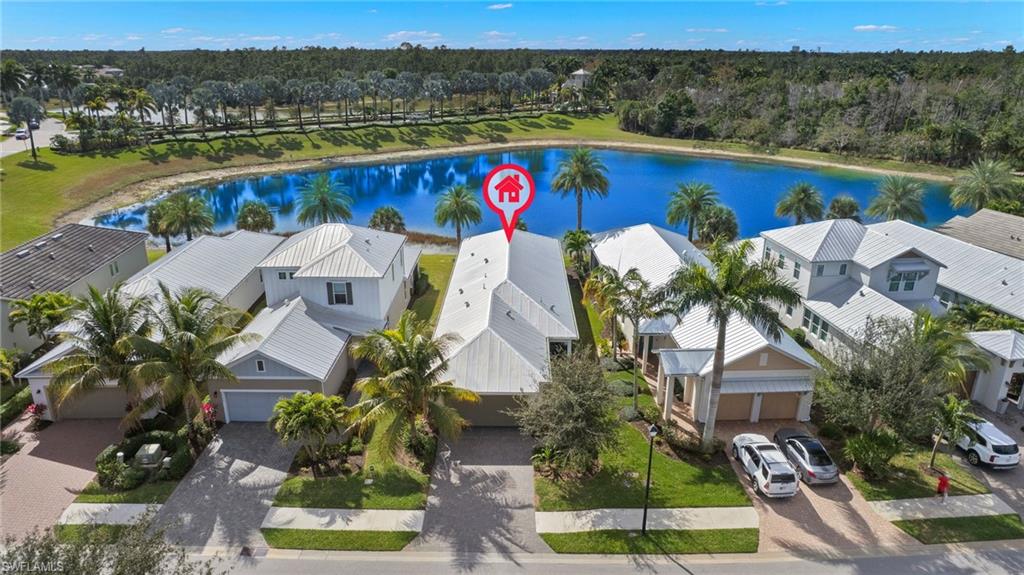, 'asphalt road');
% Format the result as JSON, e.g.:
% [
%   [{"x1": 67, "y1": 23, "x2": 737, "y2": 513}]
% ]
[{"x1": 0, "y1": 117, "x2": 67, "y2": 158}]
